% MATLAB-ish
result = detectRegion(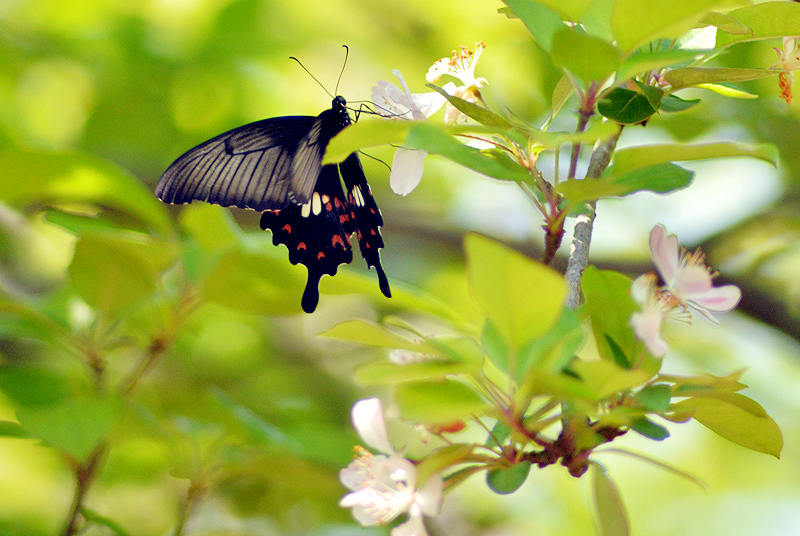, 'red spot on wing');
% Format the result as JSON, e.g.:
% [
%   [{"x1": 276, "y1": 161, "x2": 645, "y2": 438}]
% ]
[
  {"x1": 332, "y1": 234, "x2": 346, "y2": 248},
  {"x1": 282, "y1": 224, "x2": 292, "y2": 233},
  {"x1": 326, "y1": 202, "x2": 333, "y2": 211},
  {"x1": 340, "y1": 214, "x2": 350, "y2": 224},
  {"x1": 317, "y1": 251, "x2": 326, "y2": 260},
  {"x1": 297, "y1": 242, "x2": 307, "y2": 250},
  {"x1": 370, "y1": 229, "x2": 377, "y2": 236}
]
